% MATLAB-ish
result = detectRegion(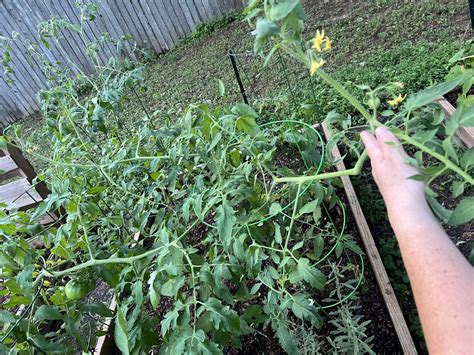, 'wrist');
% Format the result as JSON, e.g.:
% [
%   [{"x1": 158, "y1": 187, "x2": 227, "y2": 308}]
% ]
[{"x1": 386, "y1": 199, "x2": 435, "y2": 237}]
